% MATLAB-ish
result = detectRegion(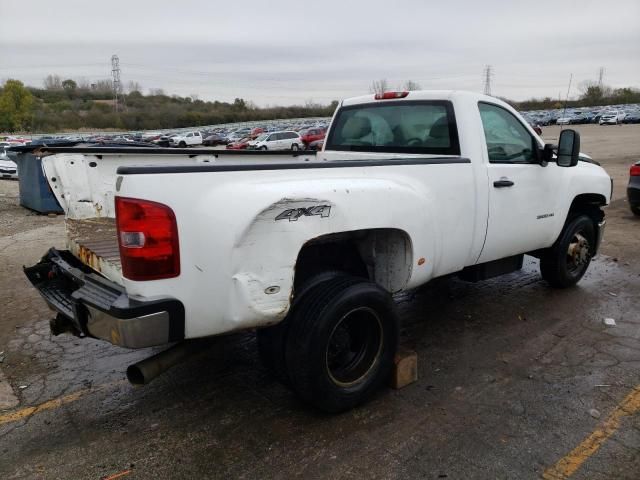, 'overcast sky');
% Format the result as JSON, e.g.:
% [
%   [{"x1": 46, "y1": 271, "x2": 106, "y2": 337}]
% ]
[{"x1": 1, "y1": 0, "x2": 639, "y2": 106}]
